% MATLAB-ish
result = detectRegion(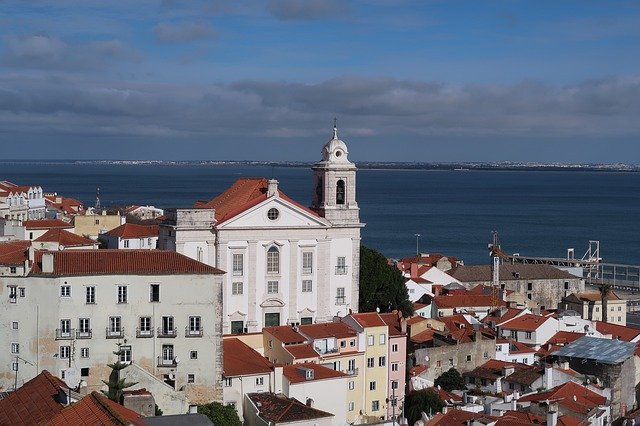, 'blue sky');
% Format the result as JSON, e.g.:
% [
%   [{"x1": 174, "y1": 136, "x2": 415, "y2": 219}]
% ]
[{"x1": 1, "y1": 0, "x2": 639, "y2": 162}]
